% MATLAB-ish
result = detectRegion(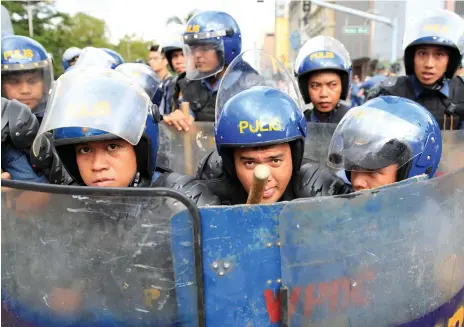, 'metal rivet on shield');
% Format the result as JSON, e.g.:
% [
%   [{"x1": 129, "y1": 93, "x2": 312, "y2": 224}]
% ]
[
  {"x1": 276, "y1": 279, "x2": 282, "y2": 284},
  {"x1": 218, "y1": 271, "x2": 225, "y2": 277},
  {"x1": 266, "y1": 280, "x2": 272, "y2": 286},
  {"x1": 276, "y1": 241, "x2": 281, "y2": 247},
  {"x1": 15, "y1": 132, "x2": 20, "y2": 136},
  {"x1": 265, "y1": 242, "x2": 272, "y2": 248},
  {"x1": 431, "y1": 137, "x2": 435, "y2": 143},
  {"x1": 427, "y1": 155, "x2": 431, "y2": 161},
  {"x1": 223, "y1": 262, "x2": 230, "y2": 269},
  {"x1": 212, "y1": 261, "x2": 219, "y2": 269}
]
